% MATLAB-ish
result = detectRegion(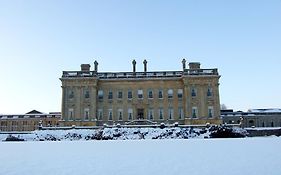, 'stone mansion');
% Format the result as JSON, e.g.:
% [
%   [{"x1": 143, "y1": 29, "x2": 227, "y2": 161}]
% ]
[{"x1": 60, "y1": 59, "x2": 221, "y2": 126}]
